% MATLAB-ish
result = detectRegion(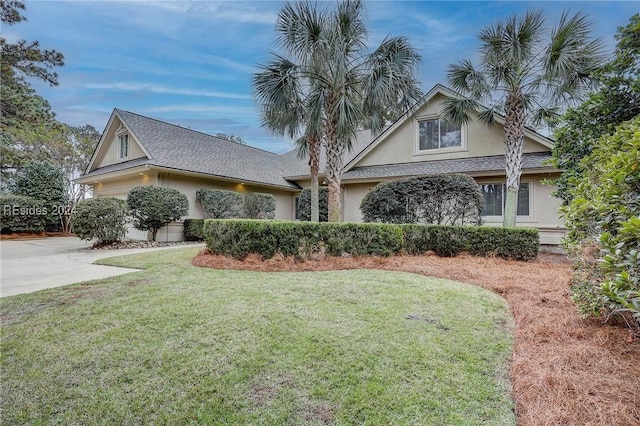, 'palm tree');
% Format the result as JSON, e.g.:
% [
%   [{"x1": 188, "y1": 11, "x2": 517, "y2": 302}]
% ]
[
  {"x1": 253, "y1": 2, "x2": 325, "y2": 222},
  {"x1": 254, "y1": 0, "x2": 422, "y2": 222},
  {"x1": 443, "y1": 10, "x2": 604, "y2": 227}
]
